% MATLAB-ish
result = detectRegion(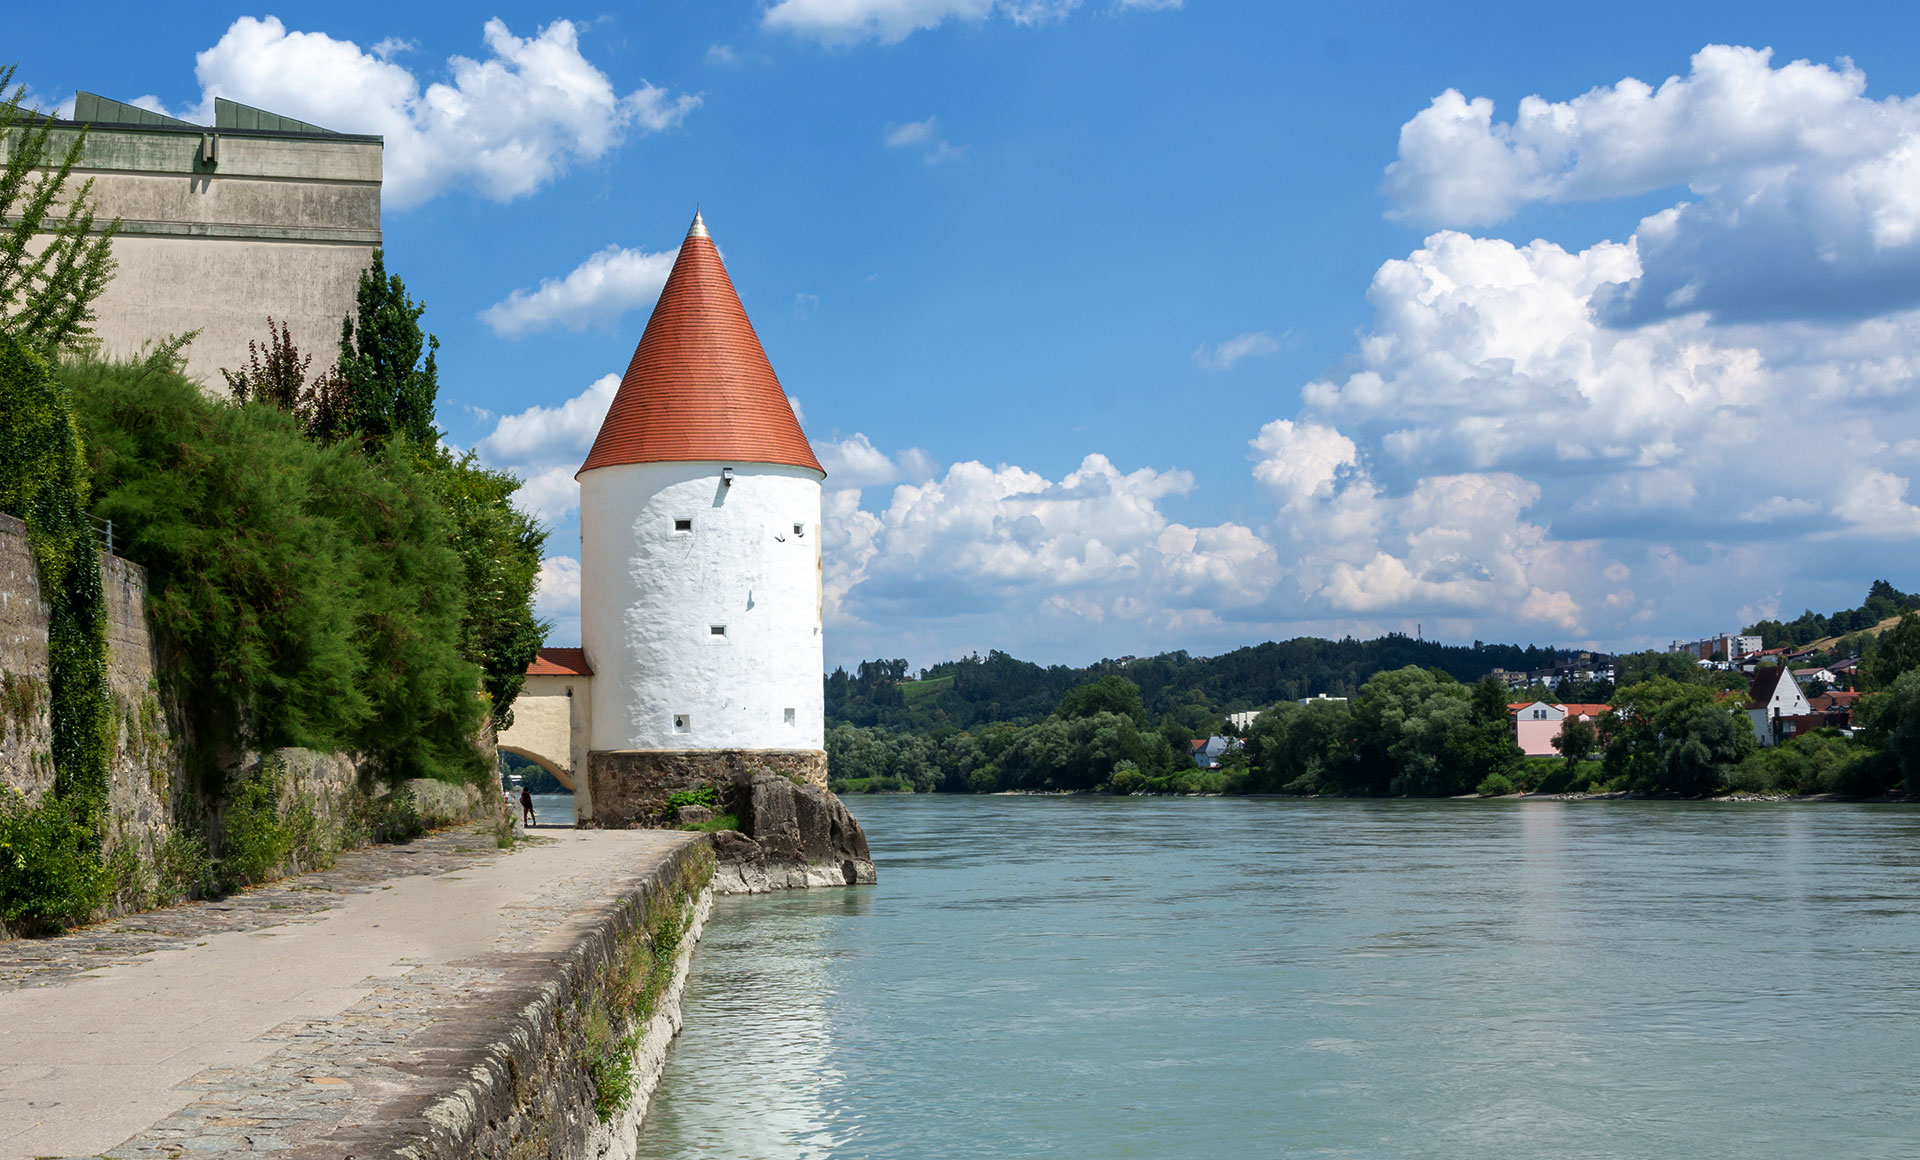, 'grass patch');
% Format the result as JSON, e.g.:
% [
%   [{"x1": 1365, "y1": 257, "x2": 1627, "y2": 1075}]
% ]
[
  {"x1": 899, "y1": 675, "x2": 954, "y2": 703},
  {"x1": 676, "y1": 812, "x2": 738, "y2": 832},
  {"x1": 582, "y1": 845, "x2": 713, "y2": 1122}
]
